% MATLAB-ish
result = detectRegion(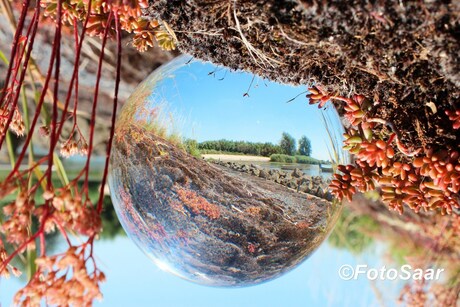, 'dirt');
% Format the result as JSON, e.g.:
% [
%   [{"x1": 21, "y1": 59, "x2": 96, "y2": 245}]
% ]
[
  {"x1": 110, "y1": 124, "x2": 340, "y2": 286},
  {"x1": 146, "y1": 0, "x2": 460, "y2": 152}
]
